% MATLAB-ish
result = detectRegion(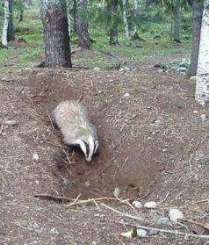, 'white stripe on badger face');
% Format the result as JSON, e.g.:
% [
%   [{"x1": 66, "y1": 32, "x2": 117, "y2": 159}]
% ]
[
  {"x1": 75, "y1": 139, "x2": 87, "y2": 159},
  {"x1": 86, "y1": 136, "x2": 95, "y2": 162},
  {"x1": 94, "y1": 140, "x2": 99, "y2": 154}
]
